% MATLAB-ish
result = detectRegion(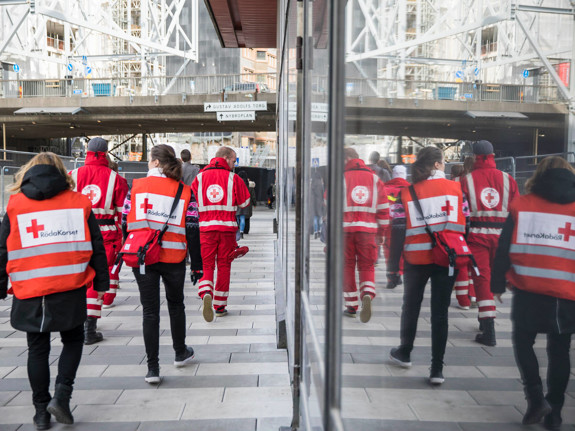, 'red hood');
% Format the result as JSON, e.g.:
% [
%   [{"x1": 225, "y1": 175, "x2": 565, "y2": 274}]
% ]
[
  {"x1": 473, "y1": 154, "x2": 496, "y2": 170},
  {"x1": 202, "y1": 157, "x2": 232, "y2": 172},
  {"x1": 345, "y1": 158, "x2": 371, "y2": 172},
  {"x1": 385, "y1": 177, "x2": 410, "y2": 188},
  {"x1": 84, "y1": 151, "x2": 109, "y2": 167}
]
